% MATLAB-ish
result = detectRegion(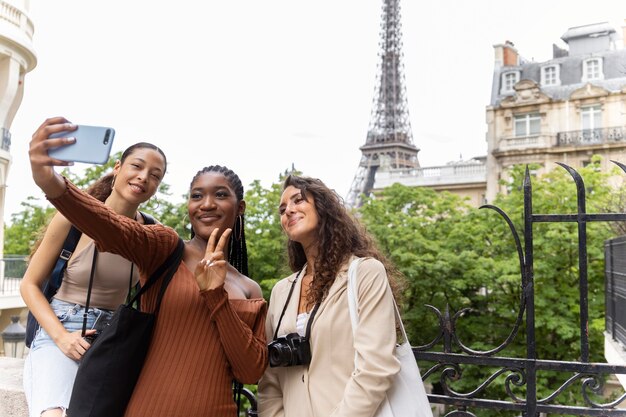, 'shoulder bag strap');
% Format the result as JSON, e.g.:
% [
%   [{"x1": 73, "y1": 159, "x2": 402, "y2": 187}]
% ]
[
  {"x1": 127, "y1": 238, "x2": 185, "y2": 311},
  {"x1": 347, "y1": 257, "x2": 409, "y2": 367},
  {"x1": 153, "y1": 238, "x2": 185, "y2": 315},
  {"x1": 81, "y1": 247, "x2": 99, "y2": 337},
  {"x1": 126, "y1": 263, "x2": 135, "y2": 304},
  {"x1": 128, "y1": 212, "x2": 155, "y2": 307}
]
